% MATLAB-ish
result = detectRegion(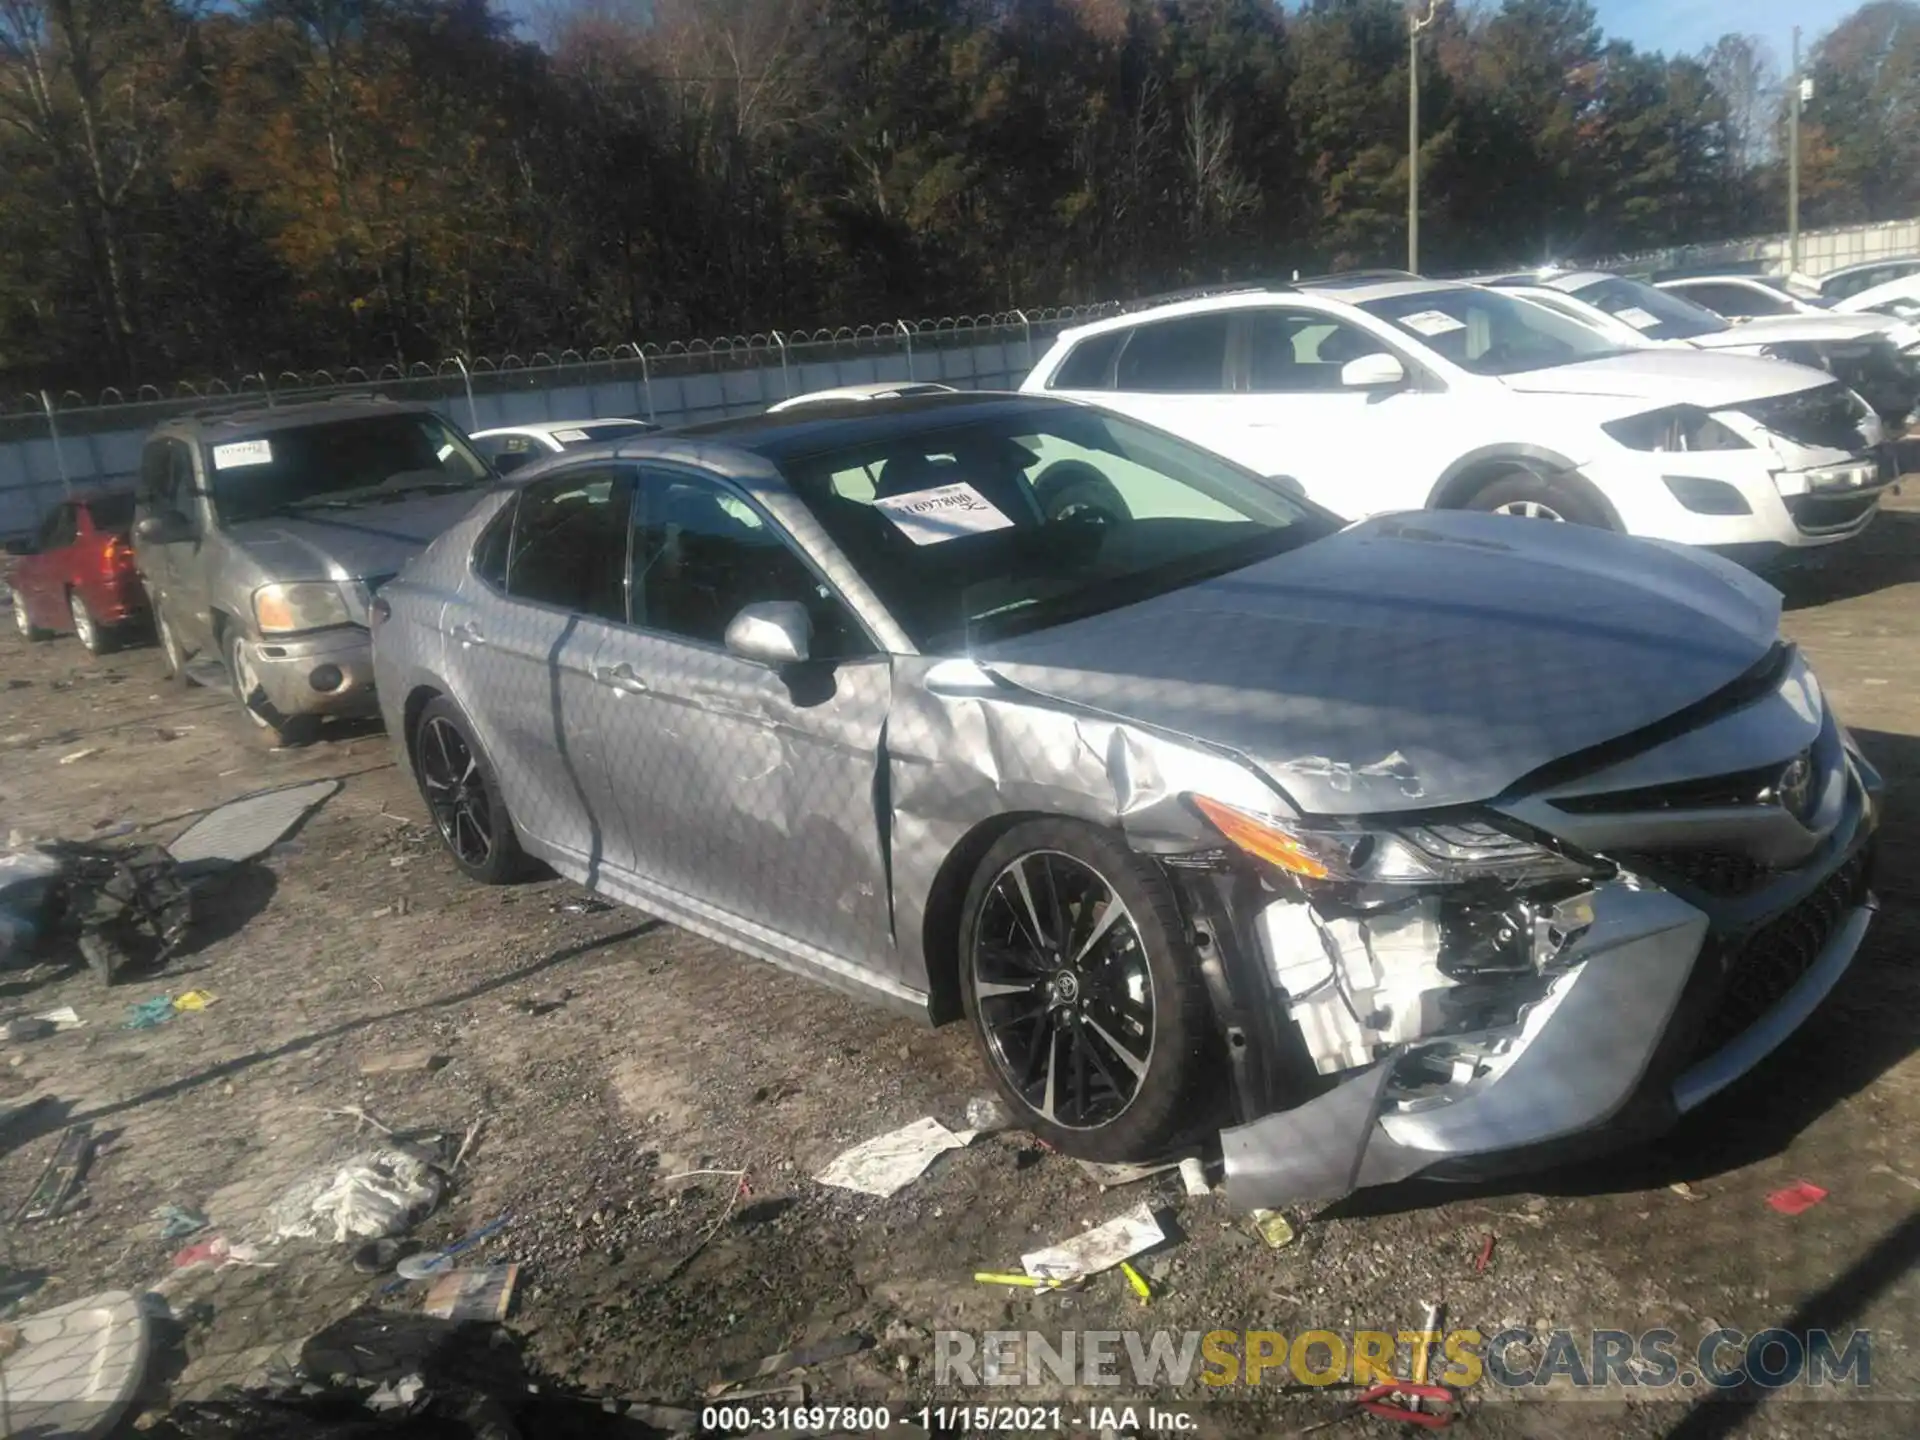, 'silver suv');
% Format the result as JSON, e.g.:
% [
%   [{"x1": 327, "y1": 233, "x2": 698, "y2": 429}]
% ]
[{"x1": 133, "y1": 395, "x2": 495, "y2": 744}]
